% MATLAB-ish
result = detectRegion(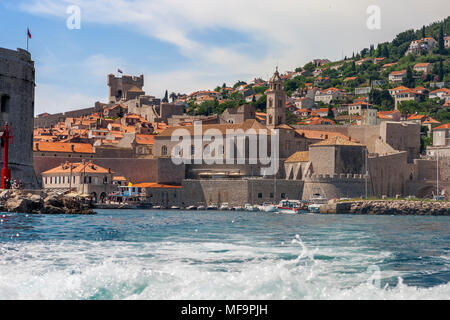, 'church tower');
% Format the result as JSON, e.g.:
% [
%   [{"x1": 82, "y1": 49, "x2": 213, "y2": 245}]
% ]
[{"x1": 266, "y1": 67, "x2": 286, "y2": 128}]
